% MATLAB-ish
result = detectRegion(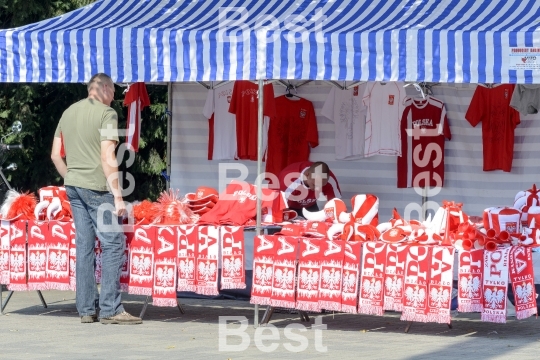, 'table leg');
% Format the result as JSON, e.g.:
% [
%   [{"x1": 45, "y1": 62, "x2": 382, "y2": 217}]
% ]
[{"x1": 139, "y1": 296, "x2": 150, "y2": 319}]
